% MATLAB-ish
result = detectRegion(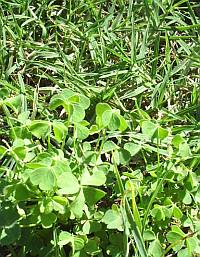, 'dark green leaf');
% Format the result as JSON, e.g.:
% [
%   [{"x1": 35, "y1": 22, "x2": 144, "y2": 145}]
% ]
[
  {"x1": 40, "y1": 213, "x2": 57, "y2": 228},
  {"x1": 84, "y1": 238, "x2": 101, "y2": 255},
  {"x1": 83, "y1": 187, "x2": 105, "y2": 206},
  {"x1": 14, "y1": 184, "x2": 30, "y2": 201},
  {"x1": 0, "y1": 223, "x2": 21, "y2": 245}
]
